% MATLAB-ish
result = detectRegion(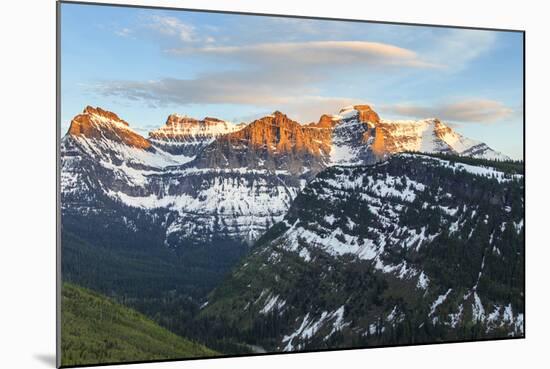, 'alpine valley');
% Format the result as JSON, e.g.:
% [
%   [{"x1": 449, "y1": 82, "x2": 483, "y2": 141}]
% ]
[{"x1": 61, "y1": 104, "x2": 524, "y2": 355}]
